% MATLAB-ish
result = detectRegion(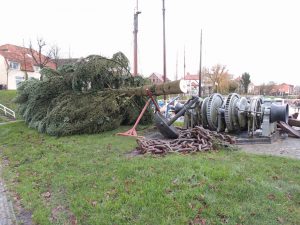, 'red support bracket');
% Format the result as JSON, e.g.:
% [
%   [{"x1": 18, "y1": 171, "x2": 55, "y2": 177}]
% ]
[
  {"x1": 117, "y1": 89, "x2": 161, "y2": 138},
  {"x1": 117, "y1": 99, "x2": 151, "y2": 138},
  {"x1": 146, "y1": 89, "x2": 160, "y2": 112}
]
